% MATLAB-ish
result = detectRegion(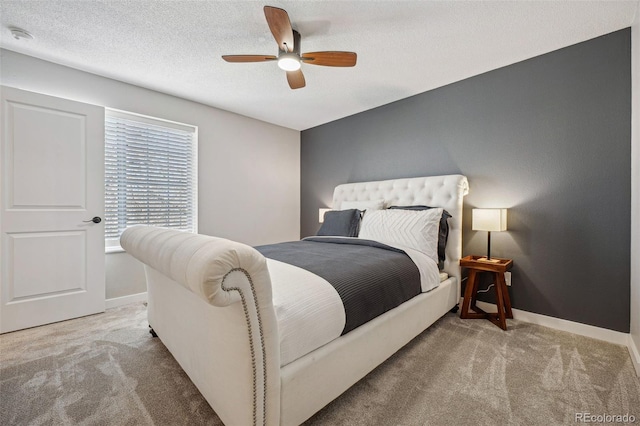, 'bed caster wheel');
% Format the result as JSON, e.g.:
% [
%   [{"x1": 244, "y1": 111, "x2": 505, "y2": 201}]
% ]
[
  {"x1": 149, "y1": 326, "x2": 158, "y2": 338},
  {"x1": 450, "y1": 305, "x2": 459, "y2": 314}
]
